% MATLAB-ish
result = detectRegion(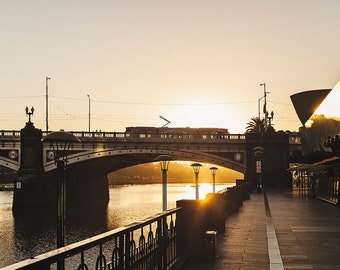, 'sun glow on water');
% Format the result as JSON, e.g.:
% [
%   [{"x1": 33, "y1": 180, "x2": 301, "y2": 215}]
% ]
[{"x1": 178, "y1": 183, "x2": 233, "y2": 200}]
